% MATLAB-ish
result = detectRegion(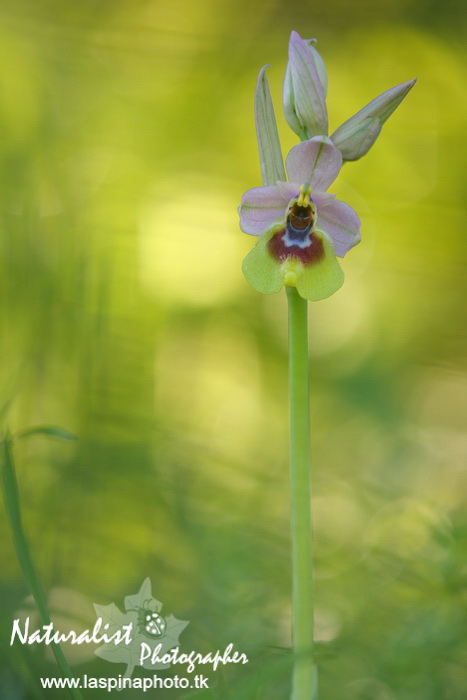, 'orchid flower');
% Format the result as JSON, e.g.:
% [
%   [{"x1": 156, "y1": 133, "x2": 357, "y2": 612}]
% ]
[
  {"x1": 239, "y1": 32, "x2": 415, "y2": 302},
  {"x1": 239, "y1": 135, "x2": 360, "y2": 301}
]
